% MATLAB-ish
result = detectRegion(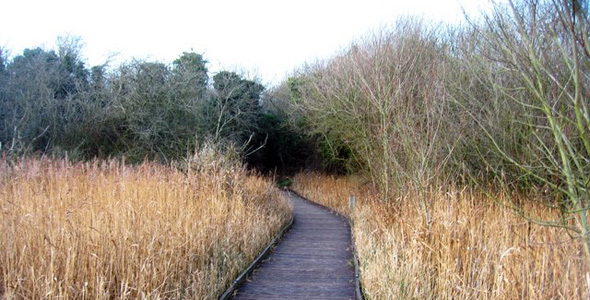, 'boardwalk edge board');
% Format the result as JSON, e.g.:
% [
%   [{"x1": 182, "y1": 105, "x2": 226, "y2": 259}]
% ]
[
  {"x1": 286, "y1": 189, "x2": 365, "y2": 300},
  {"x1": 218, "y1": 215, "x2": 294, "y2": 300}
]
